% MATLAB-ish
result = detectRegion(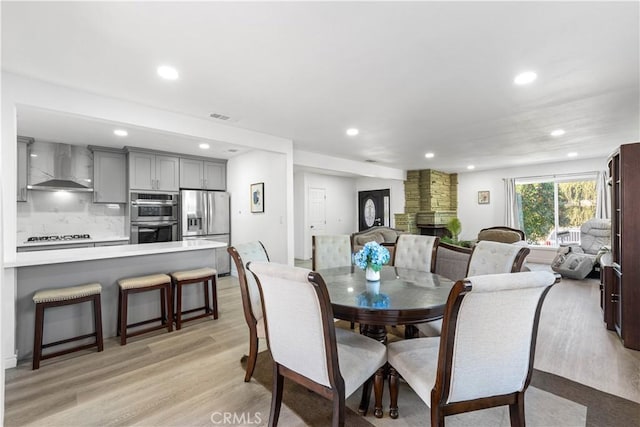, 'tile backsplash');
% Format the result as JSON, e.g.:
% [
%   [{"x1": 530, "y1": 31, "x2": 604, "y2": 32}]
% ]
[{"x1": 17, "y1": 191, "x2": 126, "y2": 243}]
